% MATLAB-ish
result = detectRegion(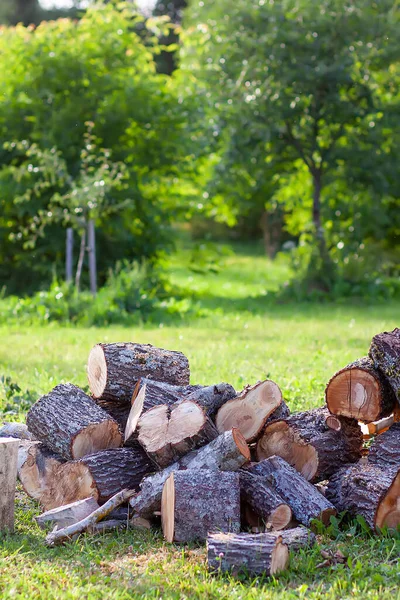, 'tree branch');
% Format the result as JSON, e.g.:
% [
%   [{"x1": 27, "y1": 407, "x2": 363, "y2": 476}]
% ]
[{"x1": 284, "y1": 121, "x2": 316, "y2": 174}]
